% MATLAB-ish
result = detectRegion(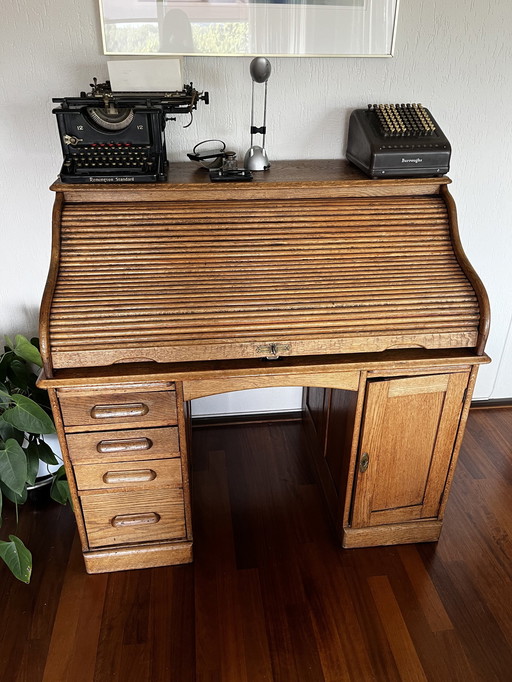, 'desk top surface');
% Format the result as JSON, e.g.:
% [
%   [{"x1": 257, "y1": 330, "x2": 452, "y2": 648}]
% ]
[{"x1": 50, "y1": 160, "x2": 451, "y2": 199}]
